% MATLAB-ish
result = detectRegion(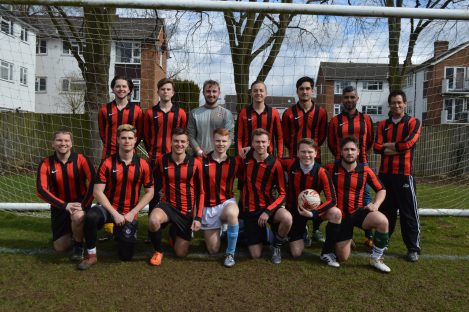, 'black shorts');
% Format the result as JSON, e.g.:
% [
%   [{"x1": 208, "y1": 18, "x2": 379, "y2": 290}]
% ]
[
  {"x1": 336, "y1": 209, "x2": 370, "y2": 243},
  {"x1": 51, "y1": 207, "x2": 71, "y2": 241},
  {"x1": 288, "y1": 210, "x2": 310, "y2": 242},
  {"x1": 158, "y1": 202, "x2": 193, "y2": 241},
  {"x1": 240, "y1": 209, "x2": 279, "y2": 246}
]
